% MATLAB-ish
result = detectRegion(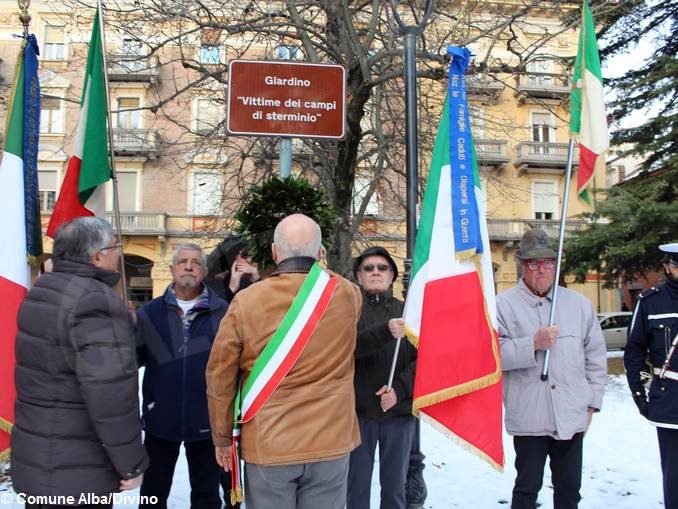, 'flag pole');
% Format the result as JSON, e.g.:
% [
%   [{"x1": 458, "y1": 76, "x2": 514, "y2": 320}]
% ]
[
  {"x1": 540, "y1": 137, "x2": 576, "y2": 380},
  {"x1": 96, "y1": 0, "x2": 129, "y2": 303}
]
